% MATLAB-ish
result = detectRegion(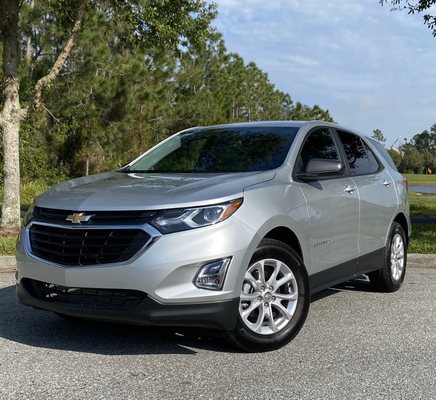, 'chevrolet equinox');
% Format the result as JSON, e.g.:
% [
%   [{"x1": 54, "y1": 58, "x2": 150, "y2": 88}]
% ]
[{"x1": 16, "y1": 121, "x2": 411, "y2": 352}]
